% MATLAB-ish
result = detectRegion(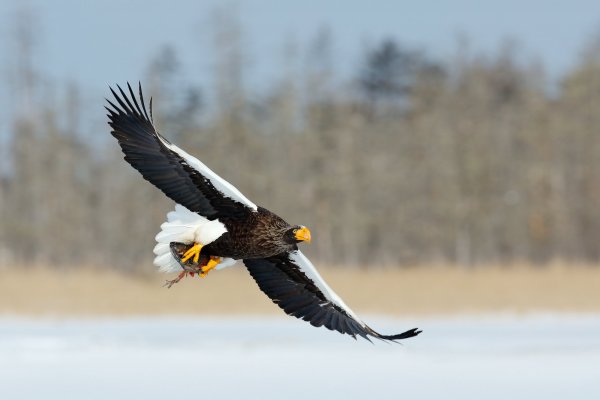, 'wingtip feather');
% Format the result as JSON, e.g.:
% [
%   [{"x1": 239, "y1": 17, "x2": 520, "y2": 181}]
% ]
[{"x1": 376, "y1": 327, "x2": 422, "y2": 341}]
